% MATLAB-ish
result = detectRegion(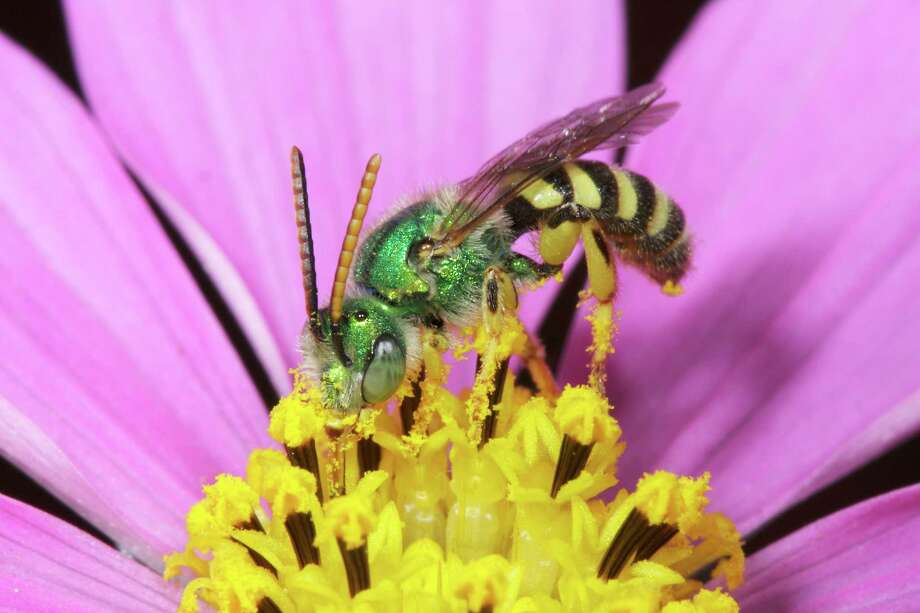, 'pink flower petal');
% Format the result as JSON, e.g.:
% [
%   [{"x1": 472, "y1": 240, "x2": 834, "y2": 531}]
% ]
[
  {"x1": 739, "y1": 484, "x2": 920, "y2": 611},
  {"x1": 558, "y1": 1, "x2": 920, "y2": 533},
  {"x1": 0, "y1": 495, "x2": 177, "y2": 612},
  {"x1": 64, "y1": 1, "x2": 625, "y2": 381},
  {"x1": 0, "y1": 35, "x2": 270, "y2": 566}
]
